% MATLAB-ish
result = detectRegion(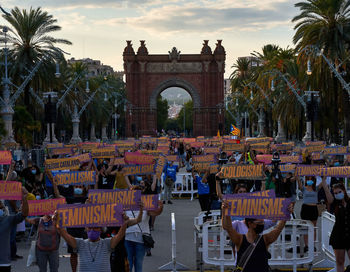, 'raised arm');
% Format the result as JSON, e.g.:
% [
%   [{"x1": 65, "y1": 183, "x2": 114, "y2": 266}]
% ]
[
  {"x1": 47, "y1": 171, "x2": 63, "y2": 199},
  {"x1": 148, "y1": 201, "x2": 163, "y2": 217},
  {"x1": 127, "y1": 203, "x2": 144, "y2": 227},
  {"x1": 55, "y1": 212, "x2": 77, "y2": 249},
  {"x1": 21, "y1": 187, "x2": 29, "y2": 217},
  {"x1": 263, "y1": 220, "x2": 286, "y2": 246},
  {"x1": 221, "y1": 201, "x2": 242, "y2": 247},
  {"x1": 151, "y1": 175, "x2": 157, "y2": 192},
  {"x1": 321, "y1": 176, "x2": 334, "y2": 204},
  {"x1": 111, "y1": 220, "x2": 128, "y2": 249},
  {"x1": 5, "y1": 160, "x2": 15, "y2": 181},
  {"x1": 296, "y1": 176, "x2": 303, "y2": 191}
]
